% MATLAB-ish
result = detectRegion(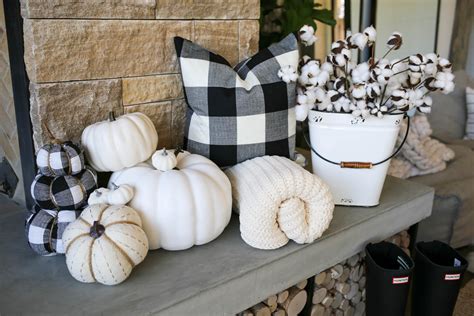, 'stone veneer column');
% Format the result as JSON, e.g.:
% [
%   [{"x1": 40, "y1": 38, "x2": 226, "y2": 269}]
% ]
[{"x1": 21, "y1": 0, "x2": 260, "y2": 149}]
